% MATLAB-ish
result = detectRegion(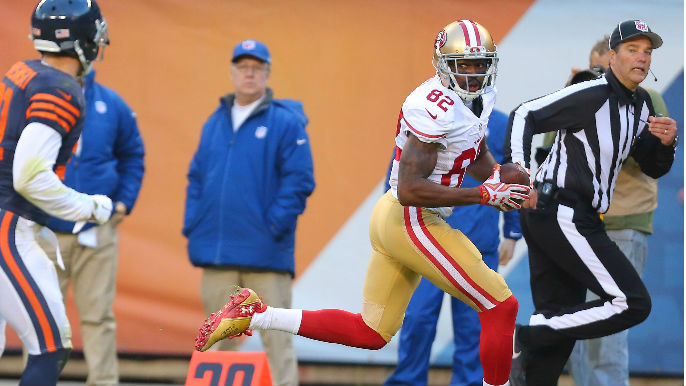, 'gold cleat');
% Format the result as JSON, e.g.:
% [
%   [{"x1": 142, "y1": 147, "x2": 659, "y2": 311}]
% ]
[{"x1": 194, "y1": 287, "x2": 267, "y2": 352}]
